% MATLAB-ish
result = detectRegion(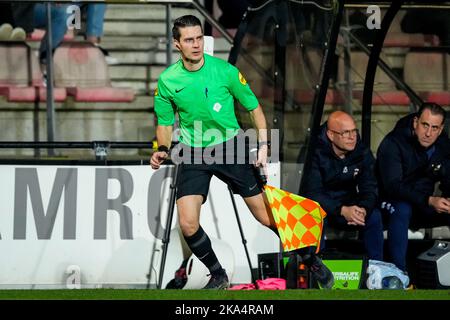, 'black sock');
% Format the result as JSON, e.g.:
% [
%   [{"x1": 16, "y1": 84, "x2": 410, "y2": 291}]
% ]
[{"x1": 183, "y1": 226, "x2": 223, "y2": 275}]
